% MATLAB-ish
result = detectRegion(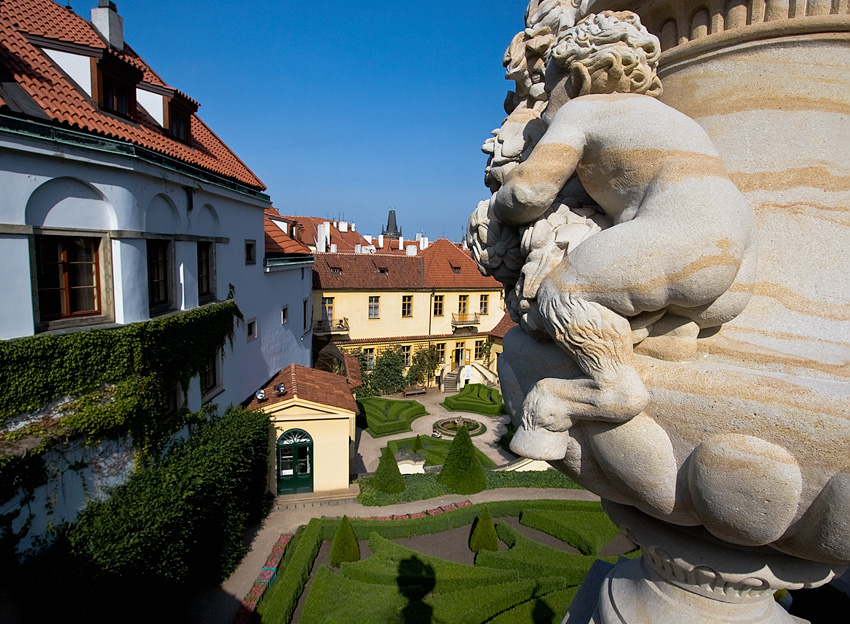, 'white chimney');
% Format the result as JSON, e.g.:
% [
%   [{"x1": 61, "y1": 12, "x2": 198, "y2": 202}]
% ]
[
  {"x1": 316, "y1": 222, "x2": 330, "y2": 253},
  {"x1": 406, "y1": 245, "x2": 417, "y2": 256},
  {"x1": 91, "y1": 1, "x2": 124, "y2": 51},
  {"x1": 351, "y1": 223, "x2": 356, "y2": 231},
  {"x1": 378, "y1": 234, "x2": 384, "y2": 248},
  {"x1": 338, "y1": 221, "x2": 349, "y2": 233},
  {"x1": 419, "y1": 237, "x2": 428, "y2": 250},
  {"x1": 398, "y1": 236, "x2": 404, "y2": 250},
  {"x1": 330, "y1": 243, "x2": 337, "y2": 253},
  {"x1": 364, "y1": 234, "x2": 372, "y2": 244},
  {"x1": 354, "y1": 244, "x2": 362, "y2": 254}
]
